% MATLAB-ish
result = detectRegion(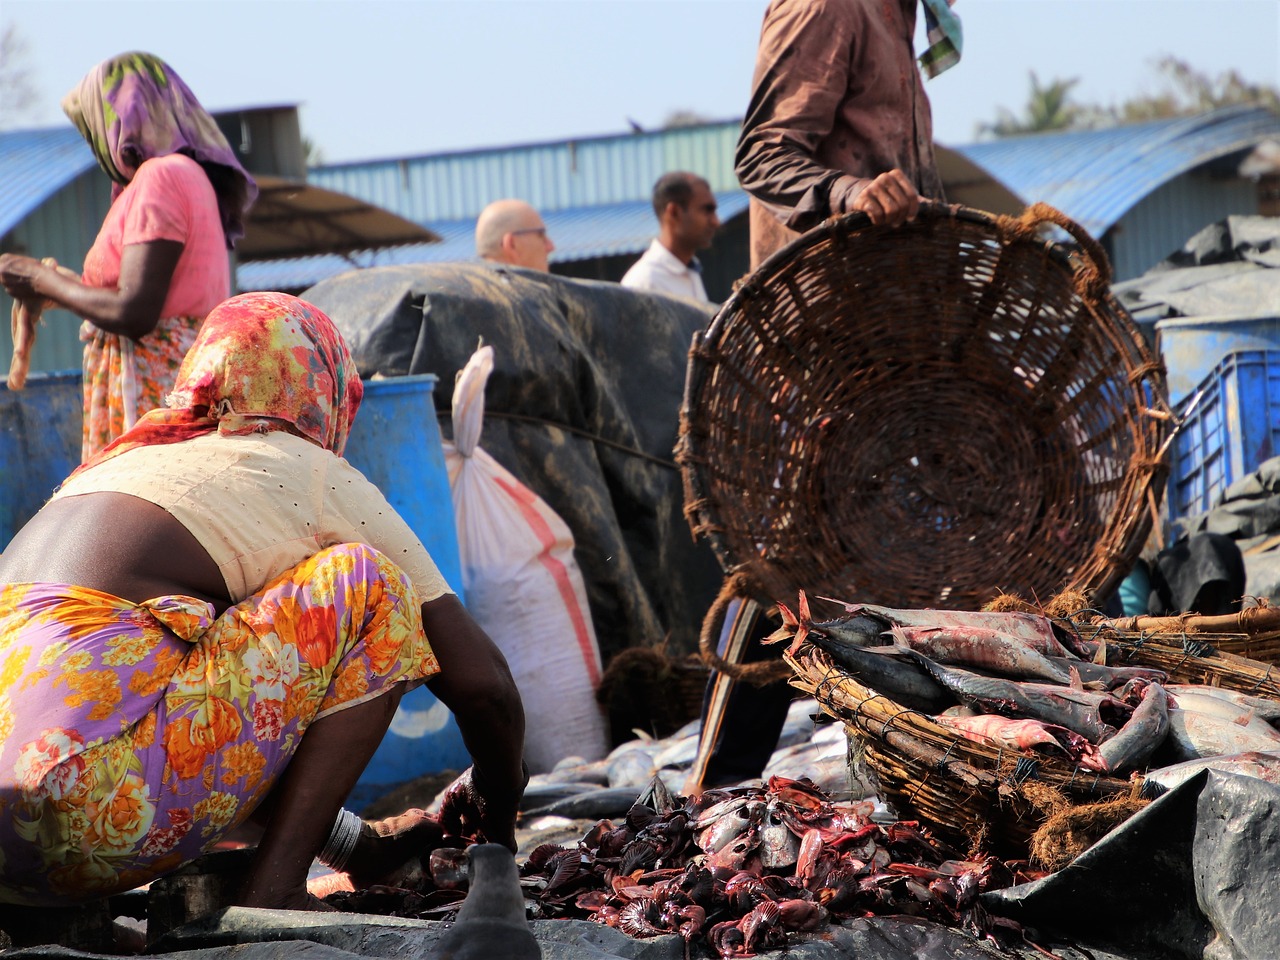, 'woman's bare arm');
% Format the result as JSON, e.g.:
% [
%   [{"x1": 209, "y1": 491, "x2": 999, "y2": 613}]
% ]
[{"x1": 0, "y1": 240, "x2": 182, "y2": 340}]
